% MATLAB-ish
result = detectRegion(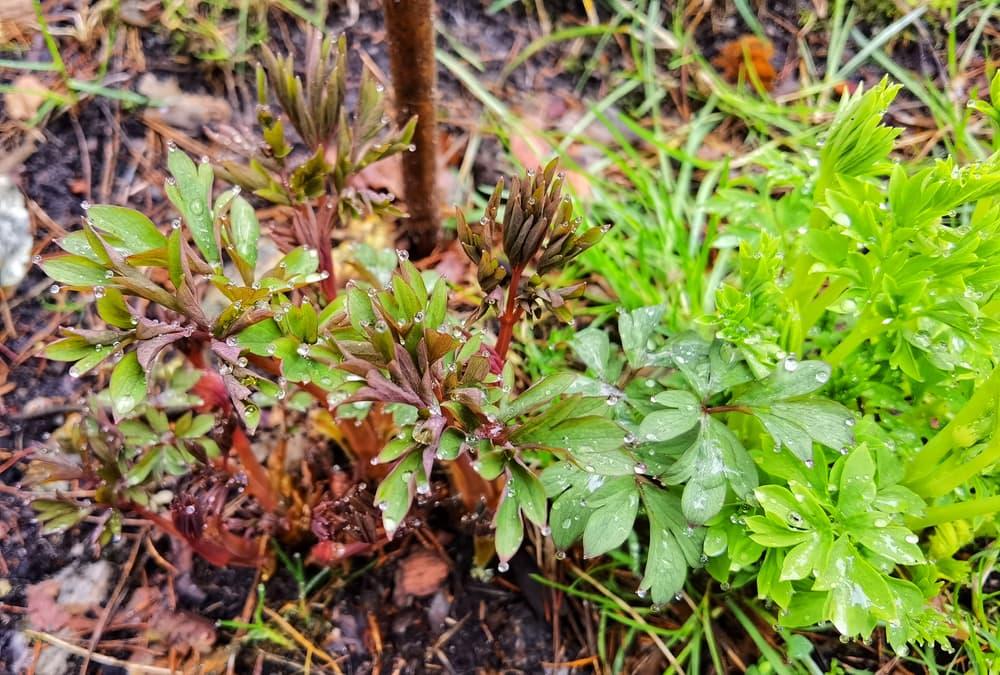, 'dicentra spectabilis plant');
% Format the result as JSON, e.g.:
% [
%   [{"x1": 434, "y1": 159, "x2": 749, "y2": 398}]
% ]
[{"x1": 29, "y1": 27, "x2": 611, "y2": 570}]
